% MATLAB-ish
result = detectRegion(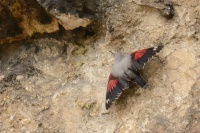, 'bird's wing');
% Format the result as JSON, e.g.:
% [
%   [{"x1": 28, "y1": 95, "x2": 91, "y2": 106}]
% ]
[
  {"x1": 130, "y1": 45, "x2": 164, "y2": 69},
  {"x1": 106, "y1": 74, "x2": 129, "y2": 110}
]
